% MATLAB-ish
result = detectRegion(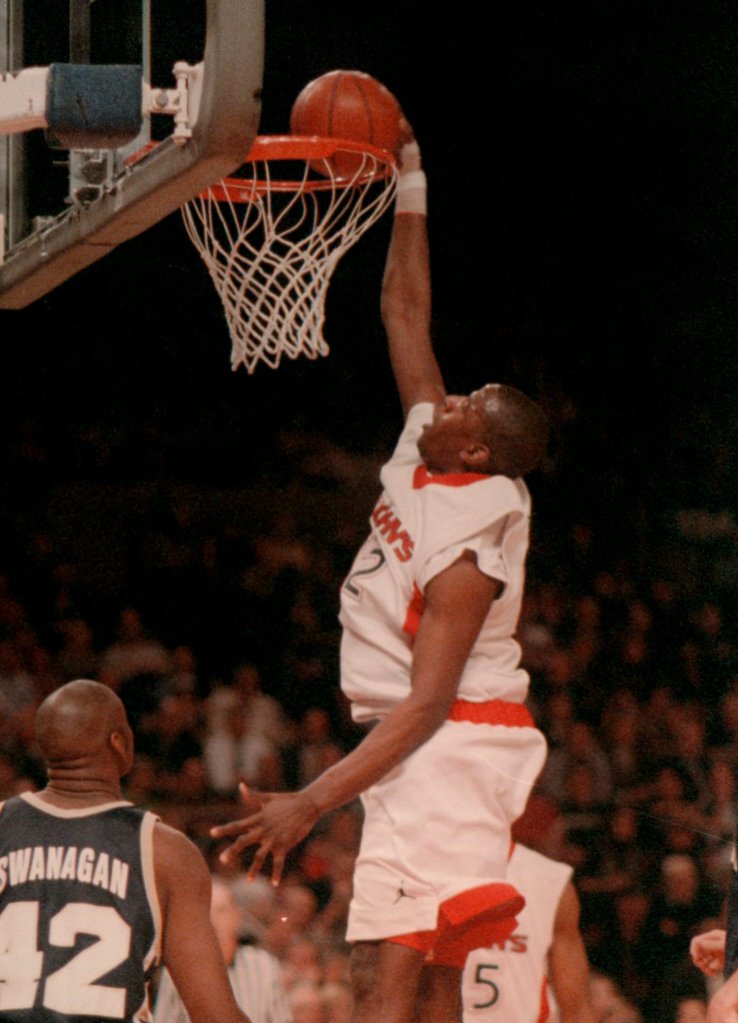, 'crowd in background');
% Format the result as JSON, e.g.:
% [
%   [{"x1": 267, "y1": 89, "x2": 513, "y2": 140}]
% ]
[{"x1": 0, "y1": 412, "x2": 736, "y2": 1023}]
